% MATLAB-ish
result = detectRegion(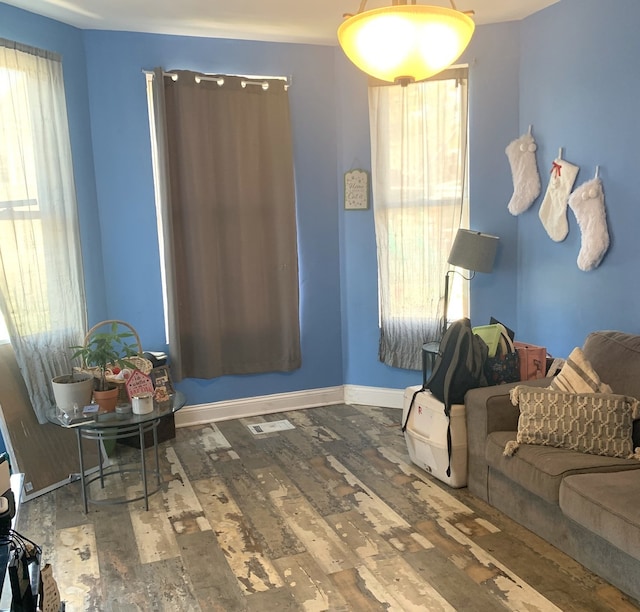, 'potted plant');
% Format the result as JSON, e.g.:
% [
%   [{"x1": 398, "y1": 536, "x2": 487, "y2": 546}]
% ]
[
  {"x1": 51, "y1": 371, "x2": 94, "y2": 417},
  {"x1": 70, "y1": 322, "x2": 139, "y2": 412}
]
